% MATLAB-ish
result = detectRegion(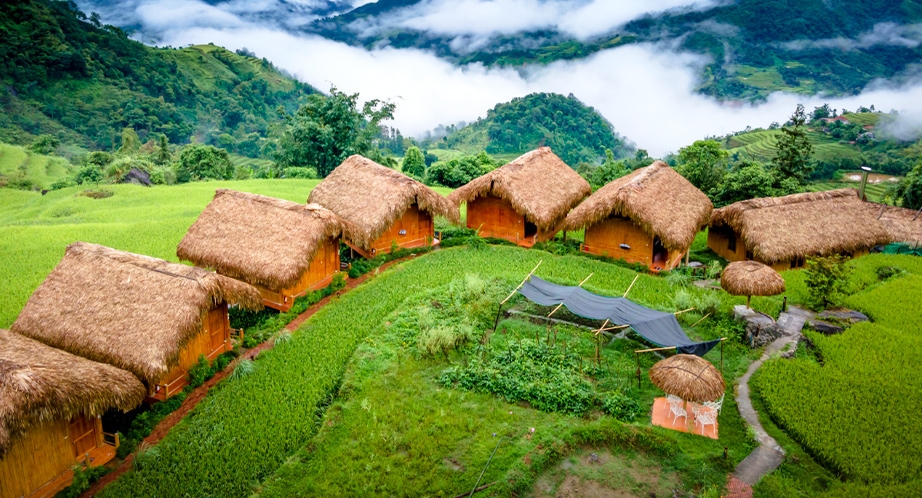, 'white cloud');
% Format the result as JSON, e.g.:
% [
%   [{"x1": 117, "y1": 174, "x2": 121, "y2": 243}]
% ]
[
  {"x1": 148, "y1": 24, "x2": 922, "y2": 156},
  {"x1": 779, "y1": 22, "x2": 922, "y2": 51}
]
